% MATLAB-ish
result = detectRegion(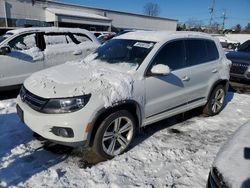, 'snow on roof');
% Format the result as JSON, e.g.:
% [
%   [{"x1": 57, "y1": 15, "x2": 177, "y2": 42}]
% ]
[
  {"x1": 7, "y1": 27, "x2": 94, "y2": 35},
  {"x1": 46, "y1": 8, "x2": 111, "y2": 21},
  {"x1": 115, "y1": 30, "x2": 215, "y2": 42}
]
